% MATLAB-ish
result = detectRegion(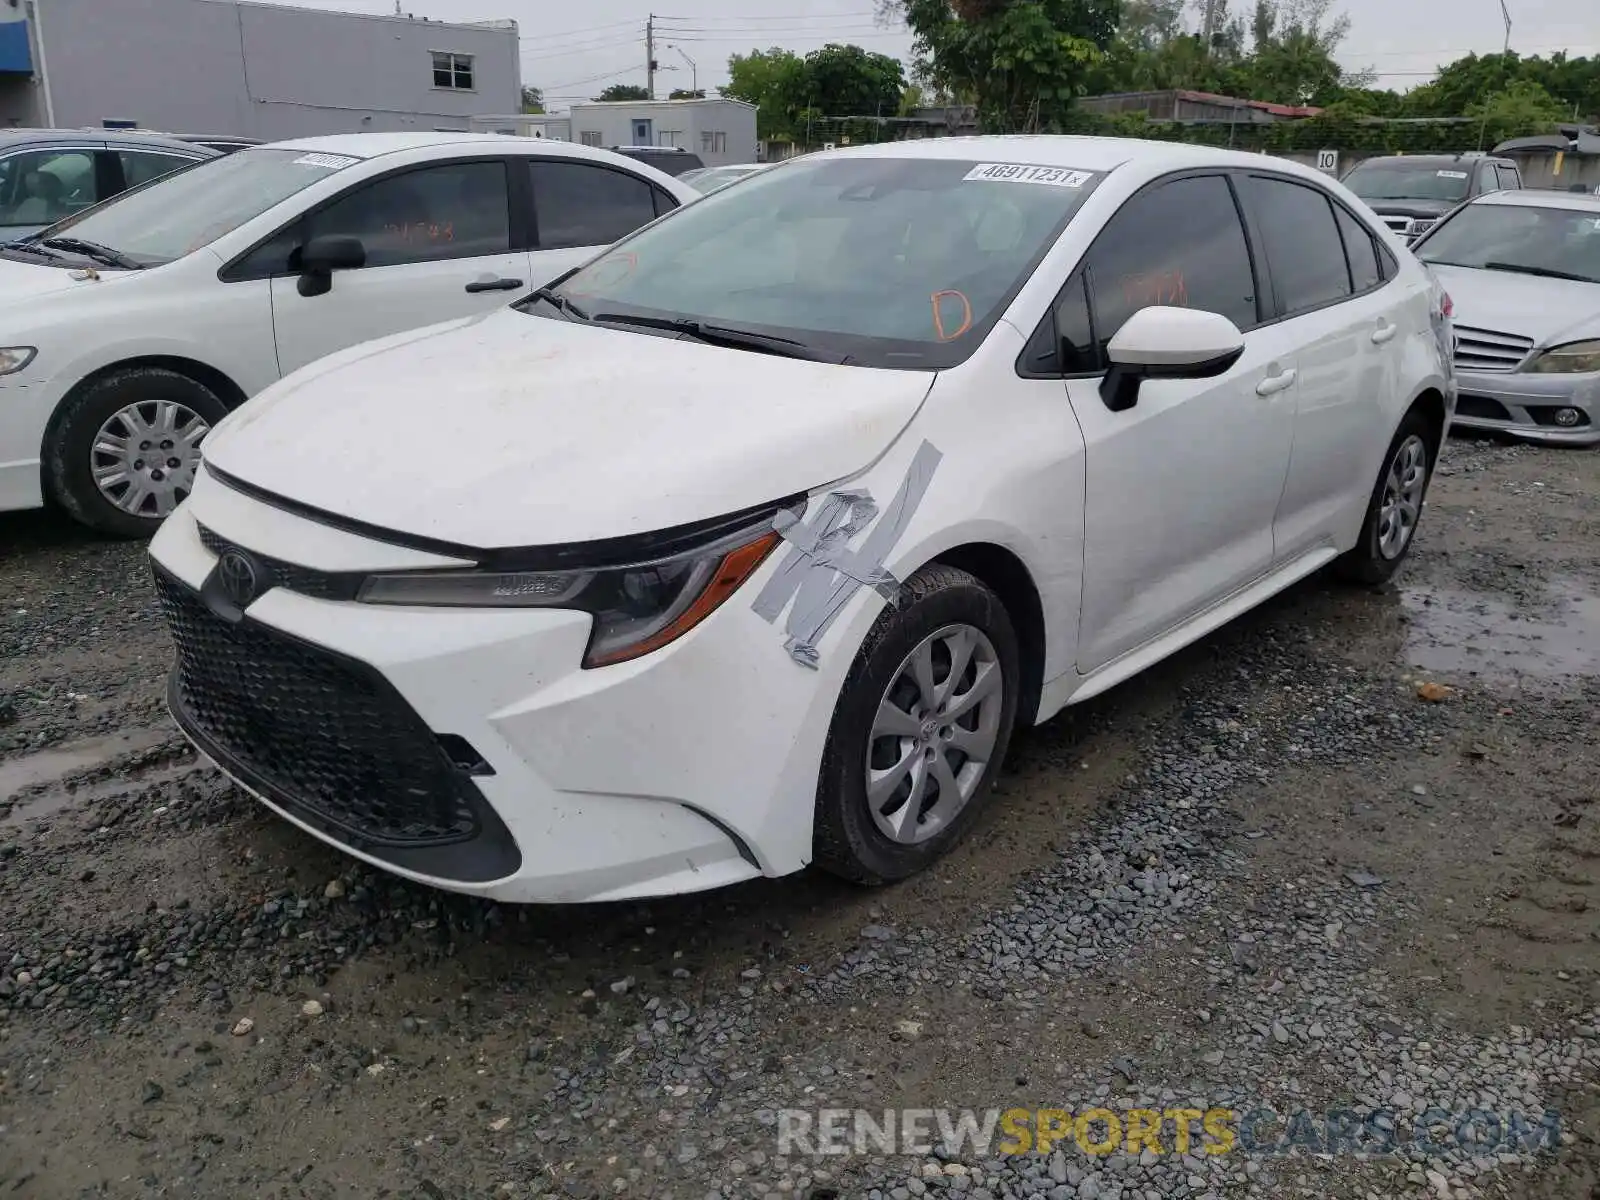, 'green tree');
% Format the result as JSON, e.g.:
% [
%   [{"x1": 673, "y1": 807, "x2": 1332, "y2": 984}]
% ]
[
  {"x1": 669, "y1": 88, "x2": 707, "y2": 99},
  {"x1": 802, "y1": 42, "x2": 907, "y2": 118},
  {"x1": 724, "y1": 47, "x2": 808, "y2": 140},
  {"x1": 594, "y1": 84, "x2": 650, "y2": 102},
  {"x1": 1464, "y1": 78, "x2": 1570, "y2": 127},
  {"x1": 888, "y1": 0, "x2": 1121, "y2": 132},
  {"x1": 520, "y1": 86, "x2": 544, "y2": 114}
]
